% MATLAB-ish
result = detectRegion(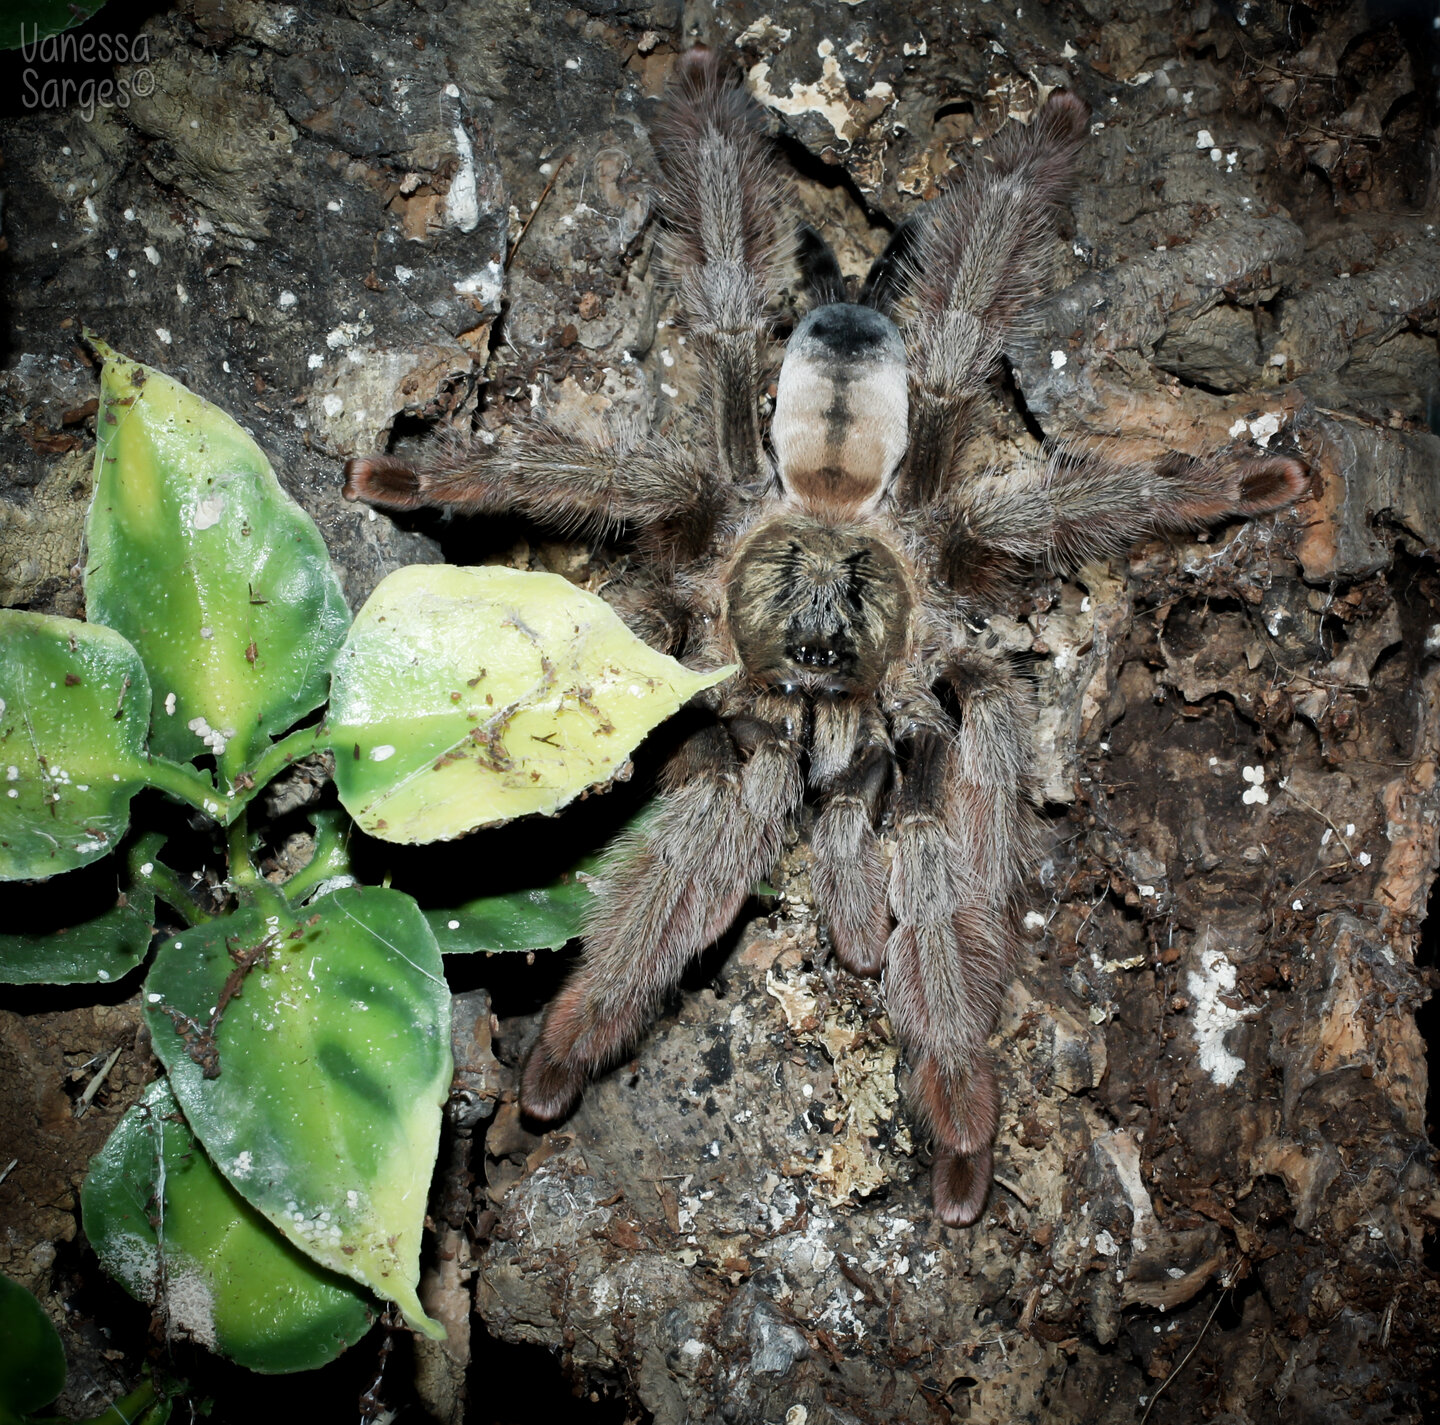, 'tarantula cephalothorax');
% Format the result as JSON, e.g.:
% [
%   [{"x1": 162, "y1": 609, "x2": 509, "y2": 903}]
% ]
[{"x1": 343, "y1": 49, "x2": 1308, "y2": 1225}]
